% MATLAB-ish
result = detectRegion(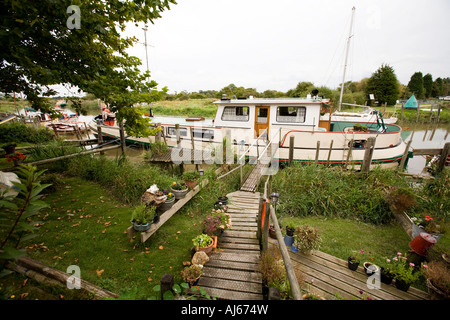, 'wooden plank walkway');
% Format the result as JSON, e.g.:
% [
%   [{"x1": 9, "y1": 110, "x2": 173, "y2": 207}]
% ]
[
  {"x1": 240, "y1": 162, "x2": 269, "y2": 192},
  {"x1": 199, "y1": 191, "x2": 264, "y2": 300},
  {"x1": 276, "y1": 241, "x2": 429, "y2": 300}
]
